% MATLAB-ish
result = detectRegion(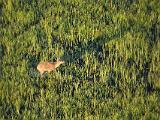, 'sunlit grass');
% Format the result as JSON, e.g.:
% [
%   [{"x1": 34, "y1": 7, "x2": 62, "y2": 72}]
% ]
[{"x1": 0, "y1": 0, "x2": 160, "y2": 119}]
